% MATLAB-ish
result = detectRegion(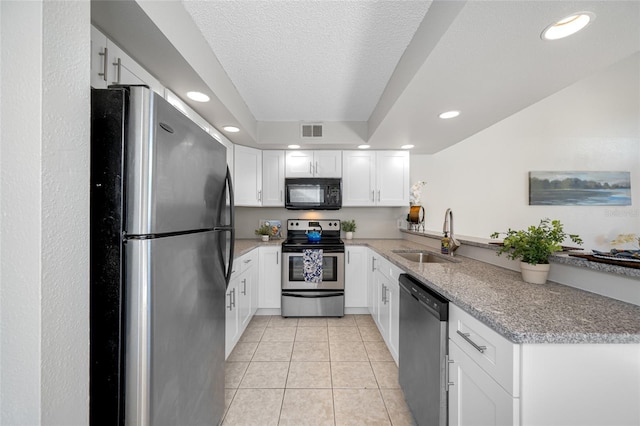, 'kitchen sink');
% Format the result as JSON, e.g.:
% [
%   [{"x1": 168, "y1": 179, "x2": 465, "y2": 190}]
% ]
[{"x1": 392, "y1": 250, "x2": 455, "y2": 263}]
